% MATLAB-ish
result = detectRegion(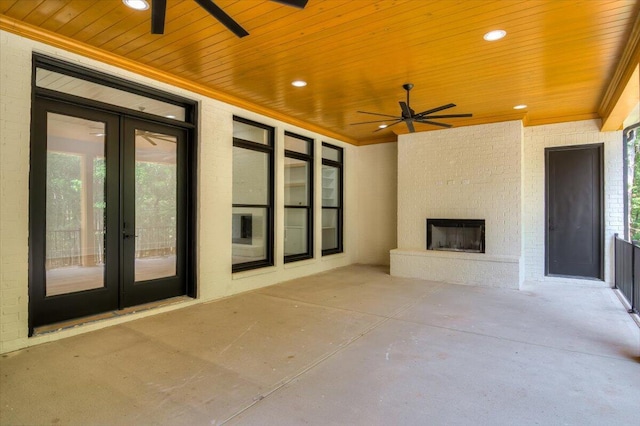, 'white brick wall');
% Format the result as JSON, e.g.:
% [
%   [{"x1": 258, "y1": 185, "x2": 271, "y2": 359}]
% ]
[
  {"x1": 356, "y1": 142, "x2": 397, "y2": 265},
  {"x1": 392, "y1": 119, "x2": 624, "y2": 288},
  {"x1": 0, "y1": 31, "x2": 369, "y2": 354},
  {"x1": 397, "y1": 121, "x2": 523, "y2": 255},
  {"x1": 522, "y1": 120, "x2": 623, "y2": 285},
  {"x1": 0, "y1": 31, "x2": 32, "y2": 353},
  {"x1": 392, "y1": 121, "x2": 523, "y2": 288}
]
